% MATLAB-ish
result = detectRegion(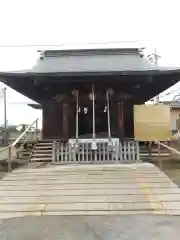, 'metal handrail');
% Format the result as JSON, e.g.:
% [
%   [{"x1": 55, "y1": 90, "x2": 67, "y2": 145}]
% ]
[
  {"x1": 12, "y1": 118, "x2": 38, "y2": 147},
  {"x1": 7, "y1": 118, "x2": 39, "y2": 172},
  {"x1": 155, "y1": 141, "x2": 180, "y2": 156}
]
